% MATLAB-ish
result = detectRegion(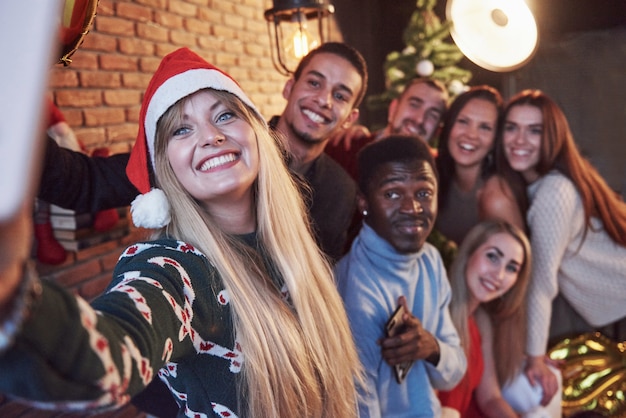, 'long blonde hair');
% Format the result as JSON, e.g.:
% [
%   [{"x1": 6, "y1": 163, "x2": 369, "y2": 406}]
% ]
[
  {"x1": 153, "y1": 89, "x2": 361, "y2": 417},
  {"x1": 448, "y1": 219, "x2": 531, "y2": 385}
]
